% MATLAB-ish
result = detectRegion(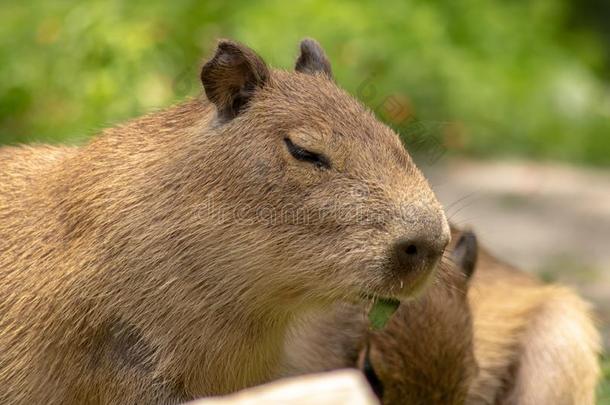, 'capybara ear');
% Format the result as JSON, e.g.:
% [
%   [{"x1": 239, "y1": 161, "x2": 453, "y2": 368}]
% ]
[
  {"x1": 451, "y1": 230, "x2": 478, "y2": 280},
  {"x1": 201, "y1": 39, "x2": 270, "y2": 122},
  {"x1": 295, "y1": 38, "x2": 333, "y2": 79}
]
